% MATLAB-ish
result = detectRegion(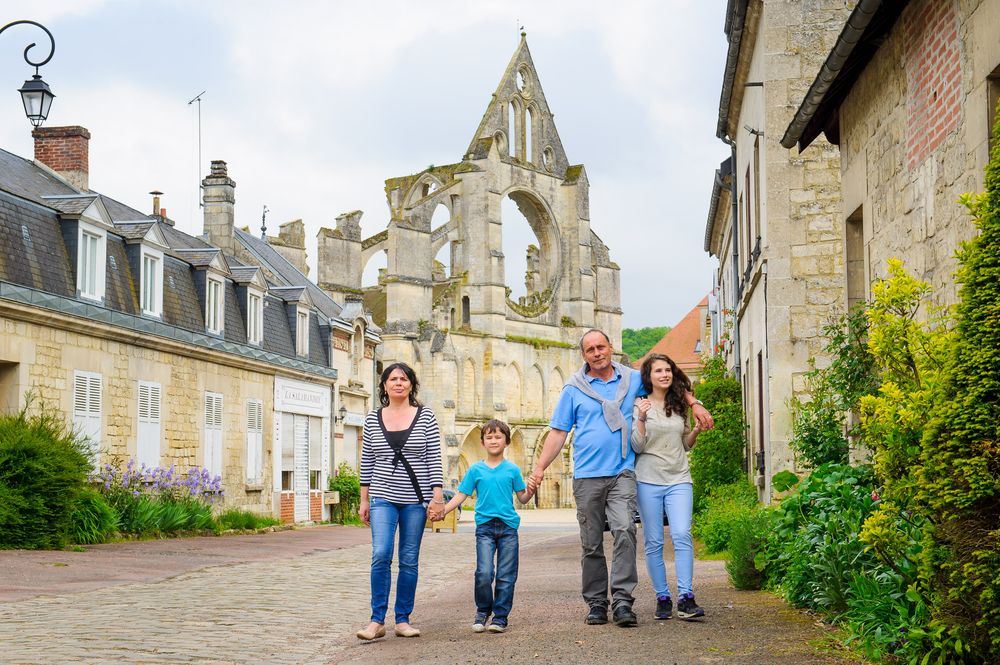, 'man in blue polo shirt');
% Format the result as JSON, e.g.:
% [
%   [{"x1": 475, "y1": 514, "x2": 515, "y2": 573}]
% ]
[{"x1": 528, "y1": 329, "x2": 713, "y2": 627}]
